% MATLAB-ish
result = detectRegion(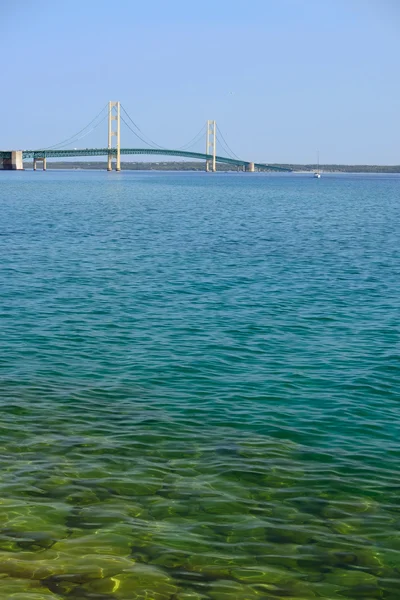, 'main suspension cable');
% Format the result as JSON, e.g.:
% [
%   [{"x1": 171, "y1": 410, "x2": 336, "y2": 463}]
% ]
[
  {"x1": 120, "y1": 115, "x2": 160, "y2": 148},
  {"x1": 121, "y1": 105, "x2": 166, "y2": 149},
  {"x1": 216, "y1": 125, "x2": 241, "y2": 160},
  {"x1": 217, "y1": 136, "x2": 234, "y2": 158},
  {"x1": 43, "y1": 103, "x2": 109, "y2": 150},
  {"x1": 50, "y1": 113, "x2": 109, "y2": 149},
  {"x1": 177, "y1": 123, "x2": 207, "y2": 151}
]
